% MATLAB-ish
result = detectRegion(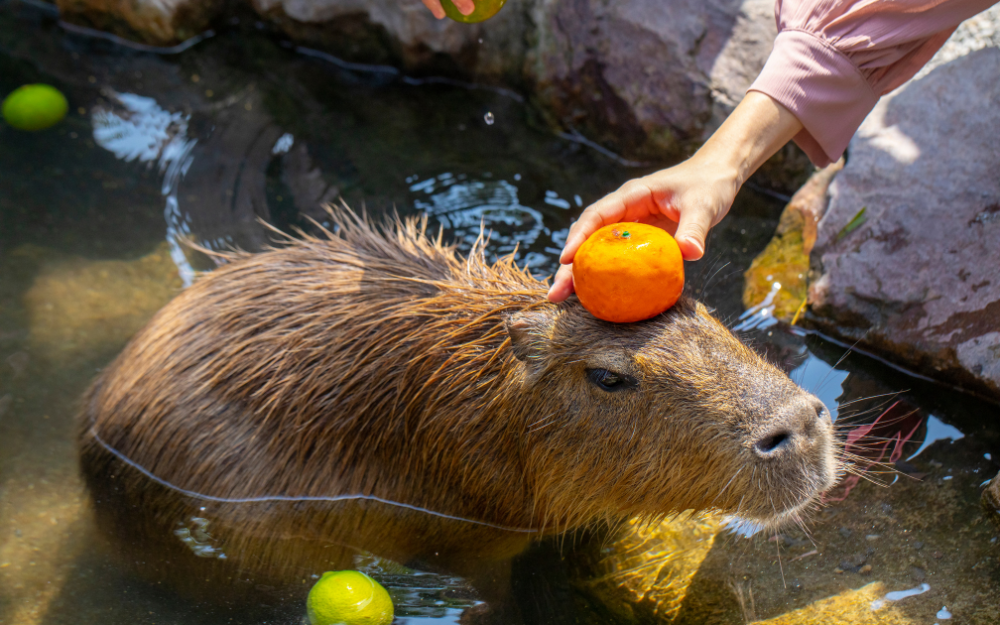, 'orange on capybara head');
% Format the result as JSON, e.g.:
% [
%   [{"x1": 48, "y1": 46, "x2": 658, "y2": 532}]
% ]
[{"x1": 573, "y1": 222, "x2": 684, "y2": 323}]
